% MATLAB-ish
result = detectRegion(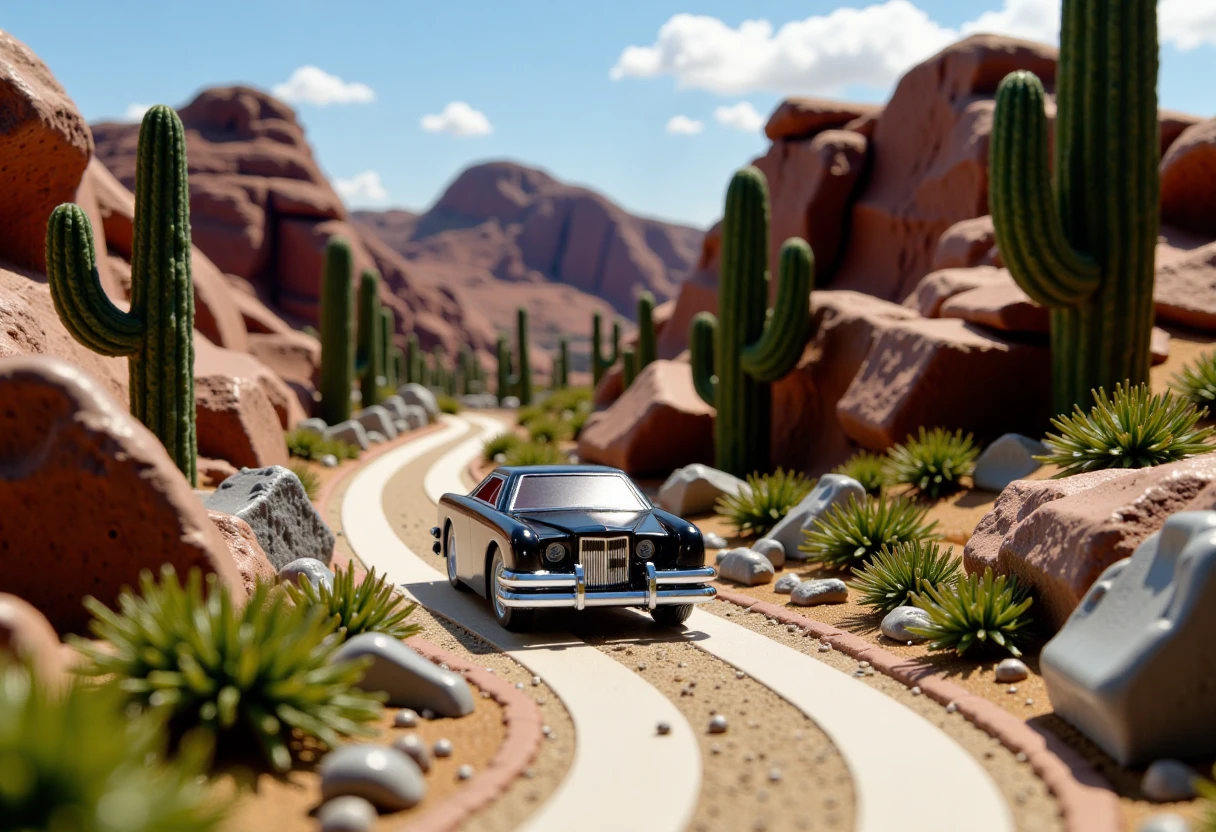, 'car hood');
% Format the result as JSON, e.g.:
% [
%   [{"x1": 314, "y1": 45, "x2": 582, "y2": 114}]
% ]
[{"x1": 515, "y1": 509, "x2": 660, "y2": 537}]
